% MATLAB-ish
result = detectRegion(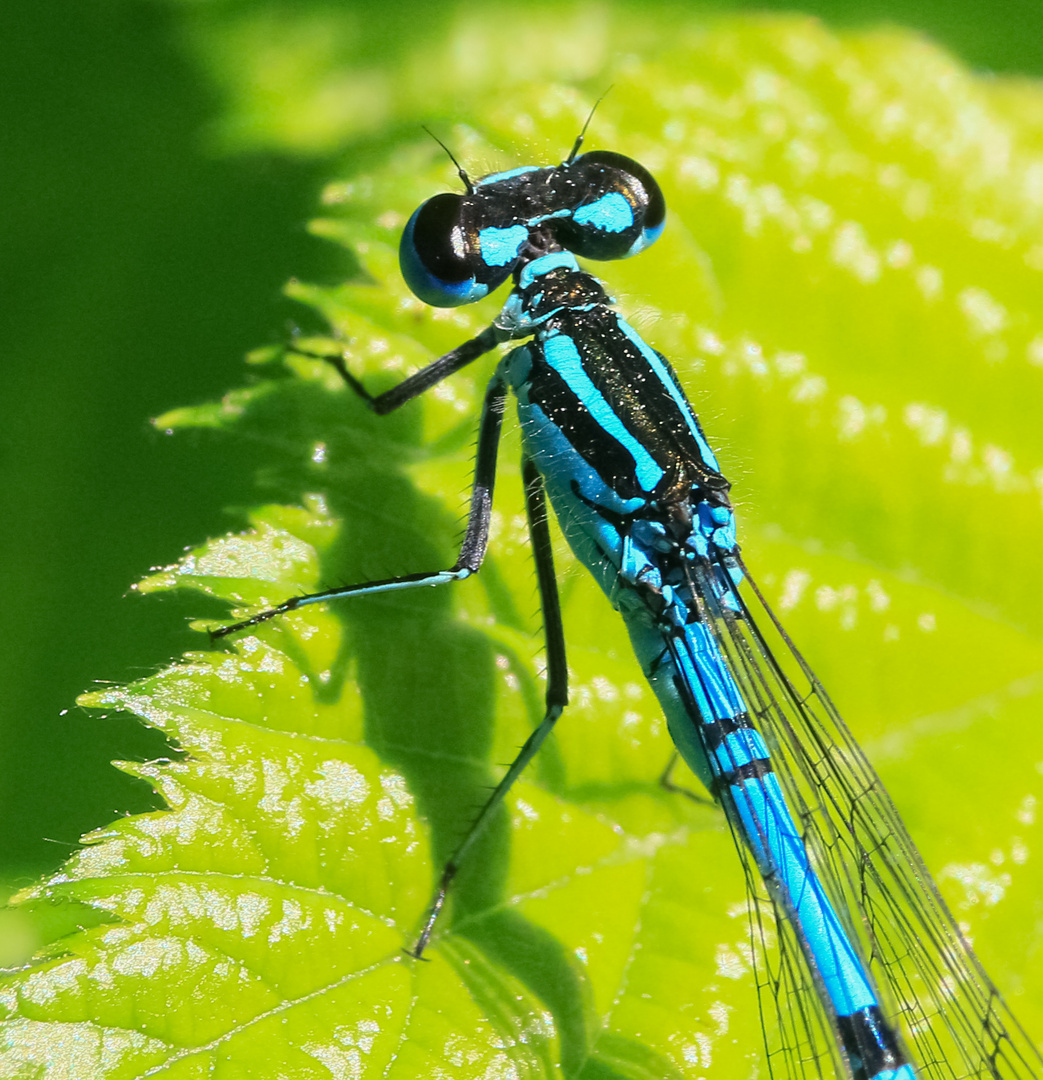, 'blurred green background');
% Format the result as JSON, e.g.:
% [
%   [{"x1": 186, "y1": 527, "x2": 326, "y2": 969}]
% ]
[{"x1": 3, "y1": 0, "x2": 1043, "y2": 891}]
